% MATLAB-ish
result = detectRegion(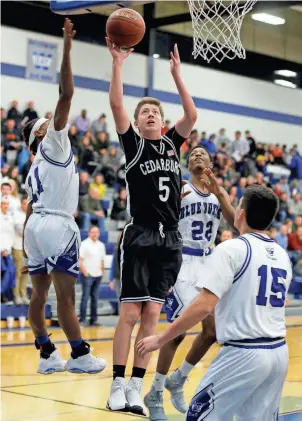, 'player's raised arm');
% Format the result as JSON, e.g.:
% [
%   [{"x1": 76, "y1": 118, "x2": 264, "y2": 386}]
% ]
[
  {"x1": 106, "y1": 38, "x2": 133, "y2": 134},
  {"x1": 54, "y1": 18, "x2": 76, "y2": 131},
  {"x1": 171, "y1": 44, "x2": 197, "y2": 139}
]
